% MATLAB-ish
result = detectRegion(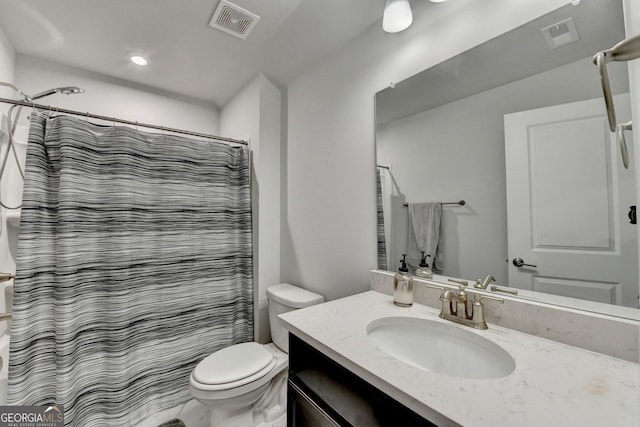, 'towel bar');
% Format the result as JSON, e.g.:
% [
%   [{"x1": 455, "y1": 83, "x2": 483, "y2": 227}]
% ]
[
  {"x1": 402, "y1": 200, "x2": 465, "y2": 207},
  {"x1": 0, "y1": 274, "x2": 14, "y2": 283}
]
